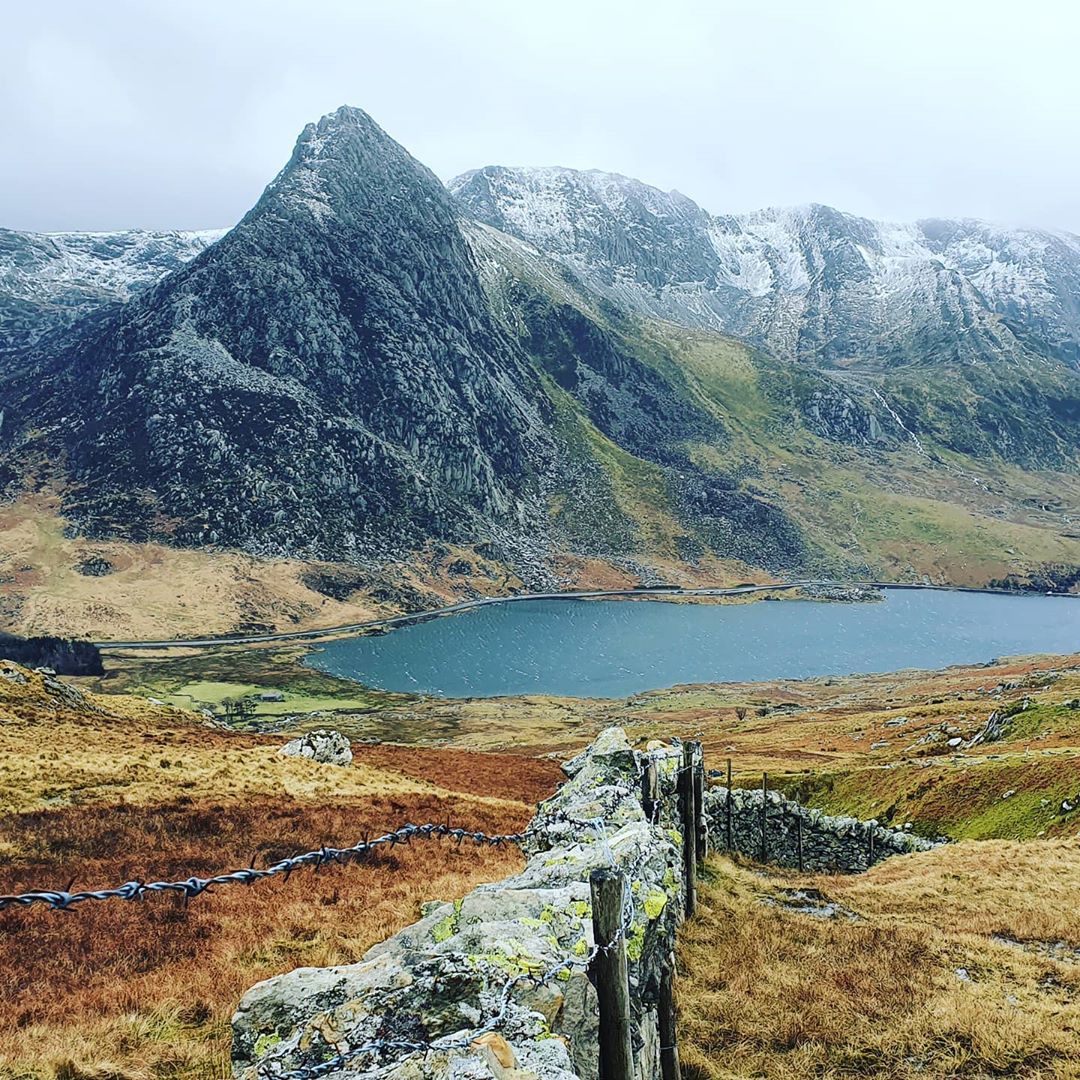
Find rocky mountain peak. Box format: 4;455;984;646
253;105;446;231
8;107;553;560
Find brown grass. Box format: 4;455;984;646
0;793;544;1080
0;663;563;1079
0;495;523;641
679;846;1080;1079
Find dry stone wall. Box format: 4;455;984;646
704;785;937;873
232;729;690;1080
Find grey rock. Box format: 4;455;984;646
278;728;353;766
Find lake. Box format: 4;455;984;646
305;590;1080;698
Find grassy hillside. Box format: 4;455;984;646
680;844;1080;1079
4;641;1080;1079
0;662;561;1079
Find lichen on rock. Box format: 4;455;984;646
232;728;686;1080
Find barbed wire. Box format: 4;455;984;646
0;794;666;916
0;822;530;913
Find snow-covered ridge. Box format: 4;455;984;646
0;226;227;354
451;167;1080;369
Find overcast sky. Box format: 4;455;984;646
5;0;1079;234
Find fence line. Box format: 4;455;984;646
0;782;682;915
0;822;530;913
2;739;706;1080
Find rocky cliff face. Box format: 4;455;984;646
451;167;1080;372
9;108;554;560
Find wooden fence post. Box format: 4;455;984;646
796;810;804;872
760;772;768;863
725;758;733;852
679;743;697;915
658;953;681;1080
867;824;875;868
642;760;659;824
692;743;707;863
589;869;635;1080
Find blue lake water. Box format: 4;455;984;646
305;591;1080;698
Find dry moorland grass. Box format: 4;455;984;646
679;843;1080;1080
0;495;531;641
0;663;562;1080
0;795;540;1080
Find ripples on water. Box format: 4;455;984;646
306;591;1080;698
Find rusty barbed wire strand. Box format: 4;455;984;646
0;822;529;913
0;799;653;915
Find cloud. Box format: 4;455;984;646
3;0;1078;233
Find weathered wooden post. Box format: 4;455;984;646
658;953;681;1080
679;742;697;915
867;824;875;868
589;869;635;1080
692;743;707;862
796;810;804;872
641;759;659;824
760;772;768;863
725;758;733;852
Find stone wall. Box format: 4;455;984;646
704;785;937;873
232;729;691;1080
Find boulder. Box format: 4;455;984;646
278;729;353;766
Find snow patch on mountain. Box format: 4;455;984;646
452;168;1080;370
0;226;226;354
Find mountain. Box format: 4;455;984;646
1;107;1079;607
451;166;1080;371
0;227;225;357
2;107;554;562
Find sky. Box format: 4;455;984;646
4;0;1079;234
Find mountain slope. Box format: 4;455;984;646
451;166;1080;372
3;107;557;562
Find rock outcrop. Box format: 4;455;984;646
278;729;353;767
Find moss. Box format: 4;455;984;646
543;852;578;866
572;937;589;957
470;944;549;978
568;900;591;919
643;890;668;920
626;923;646;962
